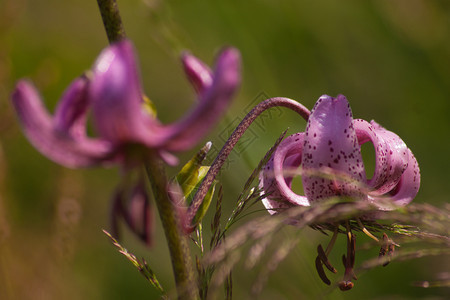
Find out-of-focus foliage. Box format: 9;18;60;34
0;0;449;299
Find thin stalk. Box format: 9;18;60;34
145;156;199;300
356;217;379;242
97;0;126;43
185;97;310;231
325;227;339;256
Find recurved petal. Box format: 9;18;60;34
162;47;241;152
354;119;408;195
259;157;296;215
388;149;420;206
53;76;90;138
90;40;164;146
371;120;410;193
369;149;420;208
260;133;309;214
272;133;310;206
182;52;213;98
301;95;366;202
12;80;113;168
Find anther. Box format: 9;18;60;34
317;244;337;273
315;256;331;285
315;226;339;284
379;232;396;267
356;218;379;242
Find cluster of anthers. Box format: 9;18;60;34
313;221;396;290
259;94;420;290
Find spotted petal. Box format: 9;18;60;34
260;133;309;215
386;149;420;206
301;95;366;202
368;148;420;208
354;119;409;195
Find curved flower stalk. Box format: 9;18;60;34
260;94;420;212
183;97;311;232
259;94;420;289
11;39;241;168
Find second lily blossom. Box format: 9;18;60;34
260;94;420;213
259;94;420;289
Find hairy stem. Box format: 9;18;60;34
97;0;126;43
145;156;199;300
185;97;310;231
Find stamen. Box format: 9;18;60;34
356;218;379;242
379;233;396;267
379;233;388;262
385;240;395;267
348;233;358;280
349;233;356;269
345;221;352;242
317;244;337;273
325;227;339;256
315;256;331;285
315;226;339;284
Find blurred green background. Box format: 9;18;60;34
0;0;449;299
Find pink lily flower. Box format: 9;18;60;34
11;40;241;168
259;94;420;289
260;94;420;213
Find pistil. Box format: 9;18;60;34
338;222;357;291
315;227;338;285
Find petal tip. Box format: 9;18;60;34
217;47;241;69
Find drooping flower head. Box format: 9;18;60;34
259;94;420;289
260;94;419;212
11;40;241;244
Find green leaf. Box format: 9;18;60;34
174;142;215;224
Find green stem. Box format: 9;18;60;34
96;0;126;43
145;156;199;300
95;3;197;297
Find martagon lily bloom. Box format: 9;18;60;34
11;39;241;244
259;94;420;290
12;40;240;167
